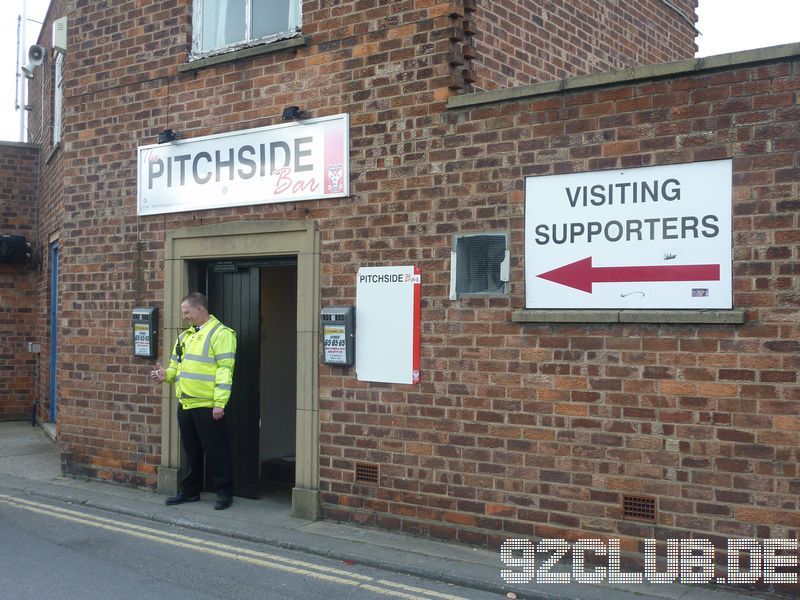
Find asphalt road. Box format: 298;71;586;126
0;492;500;600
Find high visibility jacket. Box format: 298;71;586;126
164;315;237;410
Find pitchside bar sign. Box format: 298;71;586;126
525;160;732;309
355;266;421;385
137;114;349;215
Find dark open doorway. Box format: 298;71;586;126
195;257;298;501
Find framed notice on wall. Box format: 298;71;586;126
355;266;421;384
525;160;732;309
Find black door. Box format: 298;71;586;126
206;266;261;499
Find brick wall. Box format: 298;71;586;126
25;0;799;570
321;55;800;558
43;0;477;487
25;0;67;428
0;142;39;421
471;0;698;90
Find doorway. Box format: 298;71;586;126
48;241;59;424
159;220;321;520
202;259;298;500
257;263;297;497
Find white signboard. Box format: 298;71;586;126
322;324;347;364
137;114;349;215
356;266;420;385
526;160;732;309
133;323;151;357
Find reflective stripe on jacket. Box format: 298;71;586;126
164;315;237;410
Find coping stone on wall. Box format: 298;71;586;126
0;141;40;149
448;42;800;110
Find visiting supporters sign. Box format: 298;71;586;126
525;160;732;309
137;114;349;216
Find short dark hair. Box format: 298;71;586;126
181;292;208;310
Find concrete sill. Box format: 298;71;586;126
46;142;61;165
511;309;747;324
178;36;310;73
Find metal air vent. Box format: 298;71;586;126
622;494;656;522
355;463;378;485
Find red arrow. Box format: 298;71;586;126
537;257;720;293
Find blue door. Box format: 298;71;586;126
49;242;59;423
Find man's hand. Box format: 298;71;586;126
149;362;166;383
212;407;225;420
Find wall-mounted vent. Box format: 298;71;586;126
0;235;31;263
355;462;378;485
622;494;656;522
53;17;67;53
450;233;509;299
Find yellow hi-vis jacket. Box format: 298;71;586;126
164;315;237;410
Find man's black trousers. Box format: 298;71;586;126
177;405;233;498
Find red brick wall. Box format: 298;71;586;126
25;0;67;428
26;0;800;563
322;58;800;553
41;0;470;487
471;0;698;90
0;142;39;421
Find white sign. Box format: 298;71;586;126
355;266;420;385
526;160;732;309
322;324;346;364
137;114;349;215
133;323;151;357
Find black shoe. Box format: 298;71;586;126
165;492;200;506
214;496;233;510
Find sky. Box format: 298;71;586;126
0;0;798;142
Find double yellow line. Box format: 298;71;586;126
0;494;468;599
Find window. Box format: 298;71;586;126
450;233;510;298
193;0;301;55
53;52;64;145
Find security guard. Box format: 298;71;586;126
151;292;237;510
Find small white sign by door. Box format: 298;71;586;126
355;266;420;384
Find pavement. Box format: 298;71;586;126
0;421;782;600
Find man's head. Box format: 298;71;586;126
180;292;210;327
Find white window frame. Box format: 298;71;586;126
191;0;302;58
53;51;64;146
